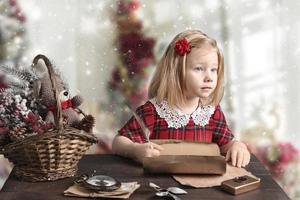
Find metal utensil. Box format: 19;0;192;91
149;182;187;194
156;190;170;197
156;190;181;200
167;187;188;195
149;182;185;200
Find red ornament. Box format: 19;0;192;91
117;0;139;14
174;38;191;56
128;0;139;11
9;0;16;6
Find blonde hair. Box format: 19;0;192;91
148;30;224;108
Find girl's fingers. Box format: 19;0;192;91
237;151;243;168
231;150;237;167
243;152;250;167
150;149;161;157
225;150;231;161
151;142;164;151
242;152;248;167
247;152;251;164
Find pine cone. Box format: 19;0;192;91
79;115;95;133
8;127;27;142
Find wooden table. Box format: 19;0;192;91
0;154;290;200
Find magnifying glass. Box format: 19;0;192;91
75;174;121;191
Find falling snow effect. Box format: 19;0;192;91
0;0;299;198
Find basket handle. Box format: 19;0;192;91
32;54;64;132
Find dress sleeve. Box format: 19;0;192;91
212;105;234;146
118;101;156;143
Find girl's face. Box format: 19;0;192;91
185;46;218;100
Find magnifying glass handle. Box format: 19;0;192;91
74;174;89;184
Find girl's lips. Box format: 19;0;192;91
201;87;212;89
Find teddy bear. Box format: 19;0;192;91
31;54;94;133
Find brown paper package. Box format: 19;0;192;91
143;140;226;175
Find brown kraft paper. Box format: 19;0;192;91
143;140;226;175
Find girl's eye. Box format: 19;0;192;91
211;68;218;72
194;67;204;71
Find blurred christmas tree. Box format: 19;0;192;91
0;0;27;65
0;0;26;190
241;103;300;199
107;0;156;126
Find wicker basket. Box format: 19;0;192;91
0;55;97;182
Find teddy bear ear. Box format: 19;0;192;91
32;58;49;80
31;54;53;99
32;79;42;99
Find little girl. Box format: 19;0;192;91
112;30;250;168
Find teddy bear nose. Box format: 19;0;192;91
63;91;69;96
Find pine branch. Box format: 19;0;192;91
0;66;38;92
0;66;37;82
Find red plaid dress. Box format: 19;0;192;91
118;99;234;147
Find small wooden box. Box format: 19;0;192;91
221;175;261;195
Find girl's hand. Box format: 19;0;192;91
225;141;250;168
133;142;164;163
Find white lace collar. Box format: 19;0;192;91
149;98;215;129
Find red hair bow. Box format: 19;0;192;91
174;38;191;56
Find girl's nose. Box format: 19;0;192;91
204;72;213;82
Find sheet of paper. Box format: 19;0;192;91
64;182;140;199
173;164;257;188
